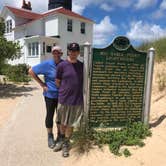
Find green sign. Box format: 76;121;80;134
89;36;147;128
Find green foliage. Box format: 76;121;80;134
0;18;5;36
0;19;21;72
138;38;166;62
1;64;31;83
123;148;131;157
72;122;152;157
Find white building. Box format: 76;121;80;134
0;4;94;66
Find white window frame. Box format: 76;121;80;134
5;20;12;33
27;42;39;57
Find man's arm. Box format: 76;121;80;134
28;68;48;91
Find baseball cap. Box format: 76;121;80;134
68;43;80;51
52;45;63;53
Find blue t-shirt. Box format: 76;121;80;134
32;59;62;99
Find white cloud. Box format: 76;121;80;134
73;0;132;14
152;0;166;19
110;0;132;8
160;0;166;10
127;20;166;42
135;0;157;9
94;16;117;46
100;3;113;12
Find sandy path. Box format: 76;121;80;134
0;98;20;127
0;82;63;166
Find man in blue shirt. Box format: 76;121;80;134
28;46;63;149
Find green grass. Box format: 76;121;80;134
137;38;166;62
72;122;152;157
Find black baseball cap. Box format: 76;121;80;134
68;43;80;51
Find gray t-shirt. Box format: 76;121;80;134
56;60;83;106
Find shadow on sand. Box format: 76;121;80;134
0;83;38;99
150;115;166;128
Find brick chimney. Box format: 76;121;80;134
22;0;32;10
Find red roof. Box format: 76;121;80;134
5;6;93;24
43;7;93;22
6;6;41;20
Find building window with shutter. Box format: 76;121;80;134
5;20;12;33
81;22;86;34
67;19;73;32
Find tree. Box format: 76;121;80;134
0;18;21;73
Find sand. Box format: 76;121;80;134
0;82;38;128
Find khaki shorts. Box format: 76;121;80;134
56;103;83;127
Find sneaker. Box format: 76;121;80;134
53;138;64;152
55;133;61;143
48;133;55;149
62;140;70;157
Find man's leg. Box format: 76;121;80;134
53;124;66;152
62;126;73;157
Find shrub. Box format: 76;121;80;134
1;64;31;83
72;122;152;157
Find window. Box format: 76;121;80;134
43;42;45;55
28;42;39;57
67;19;73;32
5;20;12;33
46;46;52;53
28;43;32;56
35;42;39;55
9;20;12;32
32;43;35;55
81;22;86;34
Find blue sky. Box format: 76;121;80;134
1;0;166;48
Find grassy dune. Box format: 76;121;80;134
138;38;166;62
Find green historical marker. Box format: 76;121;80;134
88;36;148;128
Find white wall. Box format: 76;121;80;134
58;14;93;58
15;17;30;26
45;15;59;37
14;27;25;39
25;20;44;37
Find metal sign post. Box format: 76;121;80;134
143;48;155;125
82;42;92;129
